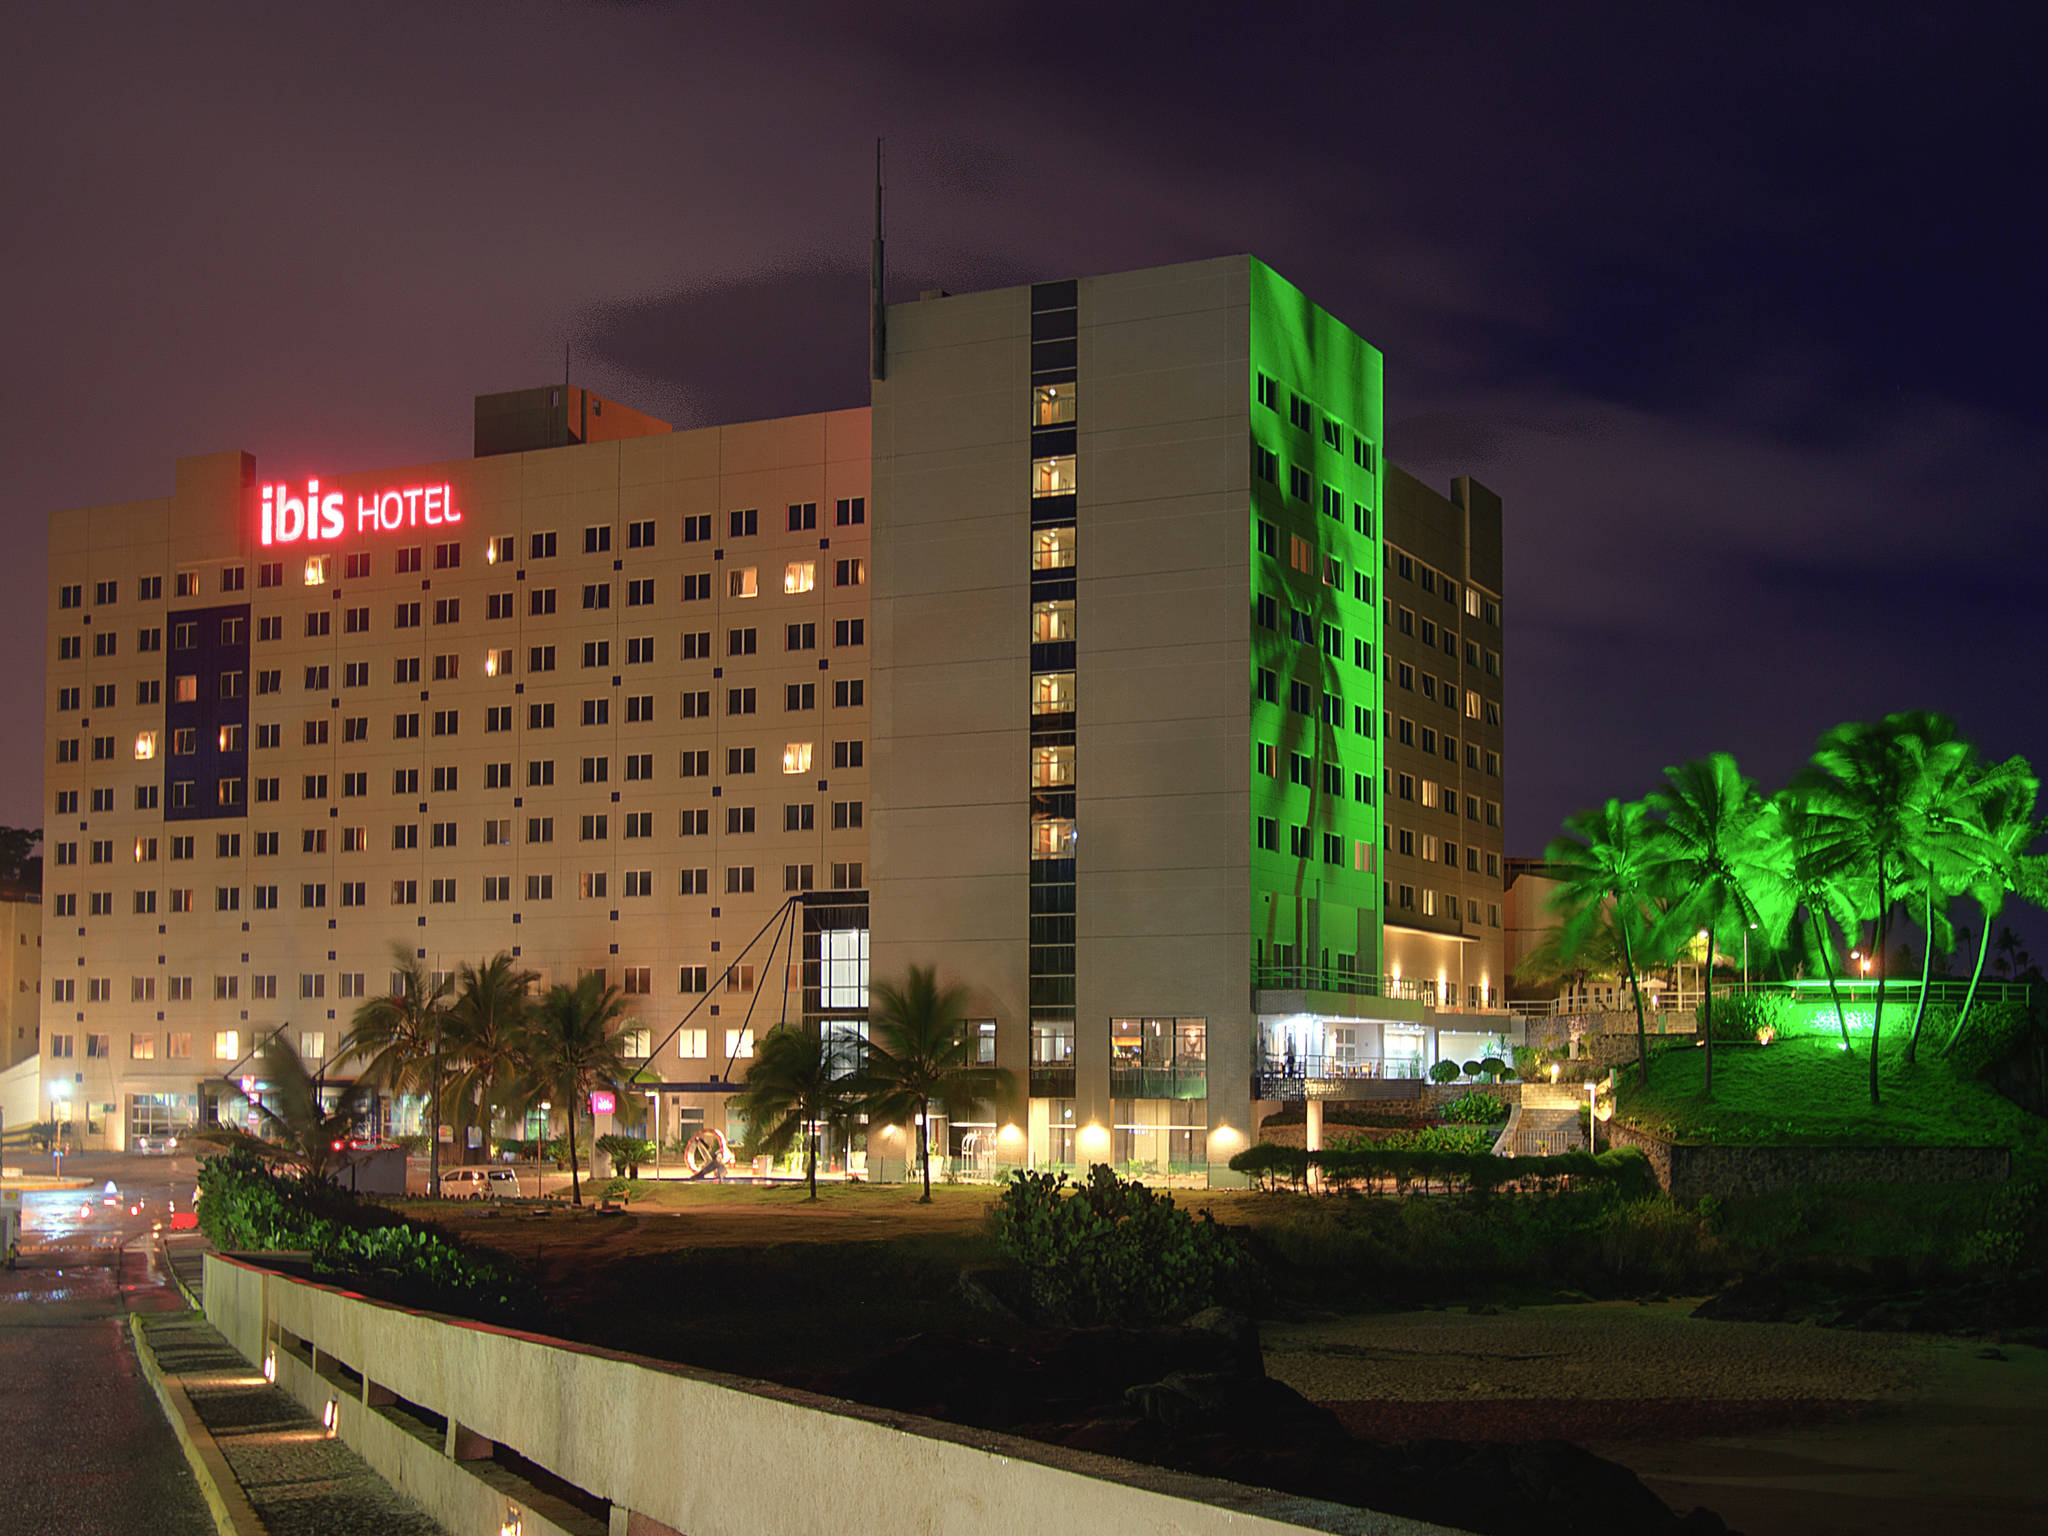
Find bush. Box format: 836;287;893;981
1429;1060;1464;1085
1945;1000;2037;1081
988;1165;1255;1326
595;1135;656;1178
1440;1092;1511;1126
196;1149;538;1324
1228;1141;1655;1200
1710;991;1788;1042
1478;1056;1508;1081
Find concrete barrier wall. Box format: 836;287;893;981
205;1254;1459;1536
1601;1122;2010;1200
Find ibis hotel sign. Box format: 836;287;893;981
259;478;464;547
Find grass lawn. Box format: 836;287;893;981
1613;1026;2046;1166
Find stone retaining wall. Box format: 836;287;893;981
1601;1122;2010;1201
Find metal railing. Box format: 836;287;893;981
1252;966;1466;1005
1256;1051;1424;1082
1509;978;2033;1018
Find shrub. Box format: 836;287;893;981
1710;991;1787;1042
1946;1000;2037;1082
1440;1092;1511;1126
1462;1059;1483;1078
1429;1059;1464;1085
595;1134;656;1177
988;1165;1255;1325
1477;1056;1508;1081
1227;1141;1654;1200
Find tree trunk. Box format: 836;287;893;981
1702;928;1715;1099
920;1102;935;1203
1812;910;1853;1053
1906;868;1936;1063
806;1117;818;1202
1869;880;1891;1107
1940;907;1997;1059
1616;909;1650;1088
567;1097;582;1206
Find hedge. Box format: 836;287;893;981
1228;1140;1653;1198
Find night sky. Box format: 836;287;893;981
6;2;2042;940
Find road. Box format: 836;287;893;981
1;1152;215;1536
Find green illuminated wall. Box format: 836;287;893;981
1247;258;1386;985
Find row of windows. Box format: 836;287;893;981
1385;885;1501;925
1387;546;1502;629
60;587;867;664
52;854;865;921
1385;718;1502;776
52;505;873;610
1254;374;1377;476
1384;775;1504;825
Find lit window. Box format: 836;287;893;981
1032;671;1075;715
1030;599;1075;643
1031;455;1076;497
1031;526;1075;570
1031;745;1074;786
1032;382;1076;425
728;567;758;599
214;1030;239;1061
1031;817;1076;856
783;562;815;595
782;742;813;774
134;731;157;760
174;675;198;703
304;555;329;586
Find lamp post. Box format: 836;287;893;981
1586;1080;1598;1155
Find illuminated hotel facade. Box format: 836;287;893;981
40;255;1507;1182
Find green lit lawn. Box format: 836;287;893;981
1613;1028;2047;1164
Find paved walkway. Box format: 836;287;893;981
139;1238;448;1536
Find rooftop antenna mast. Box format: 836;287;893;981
869;137;886;384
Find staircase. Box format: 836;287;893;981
1490;1084;1588;1157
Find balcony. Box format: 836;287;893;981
1107;1065;1208;1101
1028;1065;1075;1100
1253;1051;1425;1104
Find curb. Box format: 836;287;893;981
159;1233;204;1309
129;1311;267;1536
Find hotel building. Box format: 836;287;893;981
40;256;1508;1181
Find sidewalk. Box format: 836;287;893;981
136;1244;448;1536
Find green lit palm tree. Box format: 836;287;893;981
732;1025;861;1201
517;973;636;1206
1940;774;2047;1058
1540;798;1662;1086
198;1035;376;1182
859;966;1014;1203
1796;716;1933;1105
1646;755;1790;1099
341;946;456;1187
1775;791;1860;1053
445;953;539;1161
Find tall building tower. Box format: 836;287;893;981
870;255;1508;1184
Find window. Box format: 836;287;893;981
832;739;864;770
728;508;758;538
482;876;511;902
728;567;758;599
627;518;656;548
1033;381;1077;424
835;496;866;526
783;863;814;892
583;524;612;555
783;560;816;596
680;749;709;778
580;756;609;784
214;1031;240;1061
1256;817;1278;851
681;516;711;544
530;588;557;616
782;741;813;775
528;703;555;729
831;800;863;830
681;572;711;601
784;803;815;831
785;621;816;652
1031;599;1075;643
680;868;709;895
1031;455;1076;497
834;618;865;647
527;817;554;843
525;873;555;900
724;866;755;894
727;687;756;716
786;682;815;711
530;531;558;560
835;557;865;588
581;583;610;610
681;690;711;719
834;678;864;708
528;645;556;673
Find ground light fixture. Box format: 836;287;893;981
262;1347;276;1383
322;1397;338;1436
500;1508;523;1536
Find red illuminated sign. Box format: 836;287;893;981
259;478;463;547
589;1091;617;1116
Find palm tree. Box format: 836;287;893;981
1646;755;1789;1099
1776;791;1860;1053
342;946;455;1187
1894;717;2010;1063
1540;798;1663;1085
859;966;1014;1202
198;1035;375;1182
1940;774;2047;1058
1796;716;1931;1105
445;953;539;1161
518;973;636;1206
732;1025;860;1200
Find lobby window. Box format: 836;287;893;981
1032;525;1075;569
1031;599;1075;643
1032;671;1075;715
1032;381;1076;425
1031;455;1076;497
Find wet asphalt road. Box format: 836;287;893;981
1;1155;214;1536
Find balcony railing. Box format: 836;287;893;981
1252;966;1460;1005
1028;1065;1076;1099
1107;1065;1208;1101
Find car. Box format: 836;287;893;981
437;1166;522;1200
131;1134;181;1155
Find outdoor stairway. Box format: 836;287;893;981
1490;1085;1588;1157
